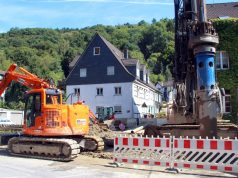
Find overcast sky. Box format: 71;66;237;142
0;0;237;32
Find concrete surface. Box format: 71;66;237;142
0;146;237;178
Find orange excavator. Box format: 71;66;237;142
0;64;104;161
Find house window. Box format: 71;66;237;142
97;88;103;96
80;68;87;77
94;47;100;55
96;106;103;114
215;51;229;70
115;87;121;95
114;106;122;114
74;88;80;95
107;66;114;75
224;90;231;113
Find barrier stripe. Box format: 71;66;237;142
122;138;128;146
184;140;190;148
155;139;161;147
133;138;138;146
166;140;170;148
210;140;217;150
144;139;149;147
224;140;232;150
197;140;204;149
225;166;232;172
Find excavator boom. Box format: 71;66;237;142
0;64;52;96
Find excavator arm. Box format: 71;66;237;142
0;64;52;96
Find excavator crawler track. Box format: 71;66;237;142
8;137;80;162
84;135;104;152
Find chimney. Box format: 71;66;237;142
124;47;129;59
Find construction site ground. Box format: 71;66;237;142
0;145;237;178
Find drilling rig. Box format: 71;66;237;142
174;0;220;138
145;0;237;138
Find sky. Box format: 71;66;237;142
0;0;237;32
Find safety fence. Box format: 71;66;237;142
114;136;171;167
113;135;238;173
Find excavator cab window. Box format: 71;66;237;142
46;94;61;105
24;93;41;127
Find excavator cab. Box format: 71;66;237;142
24;92;41;128
22;88;66;135
24;89;62;128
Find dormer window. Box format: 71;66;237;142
94;47;100;55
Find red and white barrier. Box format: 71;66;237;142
113;136;238;174
172;137;238;173
114;135;171;167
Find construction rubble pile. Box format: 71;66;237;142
81;123;117;159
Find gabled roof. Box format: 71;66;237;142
99;34;124;59
207;2;238;19
66;33;158;91
96;33;136;79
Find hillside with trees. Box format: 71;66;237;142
0;19;174;109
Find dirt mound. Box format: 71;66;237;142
89;124;115;140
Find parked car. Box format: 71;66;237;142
0;118;14;125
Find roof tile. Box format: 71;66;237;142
207;2;238;19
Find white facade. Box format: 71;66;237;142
66;81;159;119
66;82;133;119
132;82;159;118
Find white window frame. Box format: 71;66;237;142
115;87;122;95
114;105;122;114
215;51;229;70
223;90;232;113
107;66;115;75
96;88;103;96
93;47;100;55
80;68;87;77
74;88;80;95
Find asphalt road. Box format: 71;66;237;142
0;146;237;178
